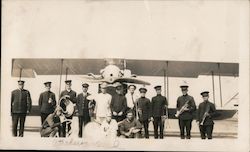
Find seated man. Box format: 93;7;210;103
119;110;142;138
40;107;70;137
100;113;118;139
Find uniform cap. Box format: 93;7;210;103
18;80;25;84
82;83;89;88
180;81;189;88
44;81;52;86
139;87;147;93
154;85;162;90
201;91;209;96
65;80;72;85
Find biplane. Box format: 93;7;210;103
11;58;239;120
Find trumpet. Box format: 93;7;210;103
175;100;190;118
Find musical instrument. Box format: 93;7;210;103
126;127;140;138
135;99;140;120
58;95;75;118
55;95;75;130
138;108;142;119
200;104;210;126
58;113;71;124
88;100;95;117
175;100;190;118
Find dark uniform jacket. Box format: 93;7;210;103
151;94;168;117
197;101;216;125
119;118;142;133
176;94;196;120
11;89;32;114
60;90;77;104
110;93;127;114
76;92;91;118
39;91;56;114
137;97;151;121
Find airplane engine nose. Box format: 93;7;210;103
101;64;120;79
109;77;113;82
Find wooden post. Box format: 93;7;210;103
218;63;223;107
58;59;64;97
211;71;216;106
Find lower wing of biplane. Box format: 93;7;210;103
11;58;239;119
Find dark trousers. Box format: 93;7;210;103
140;119;149;138
153;117;164;139
12;113;26;137
112;115;125;123
41;127;59;137
60;115;72;137
178;119;192;139
199;125;214;139
78;116;90;137
41;113;50;125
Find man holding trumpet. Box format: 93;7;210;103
176;82;196;139
197;91;216;139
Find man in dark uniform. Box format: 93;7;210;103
176;83;196;139
11;80;32;137
151;85;168;139
110;83;127;123
59;80;77;137
137;87;151;138
76;83;93;137
197;91;217;139
39;81;56;124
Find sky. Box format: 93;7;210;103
2;0;245;62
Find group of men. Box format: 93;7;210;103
11;80;217;140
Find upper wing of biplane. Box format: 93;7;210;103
12;58;239;78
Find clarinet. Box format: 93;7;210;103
200;103;210;126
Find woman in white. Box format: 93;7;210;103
88;82;112;124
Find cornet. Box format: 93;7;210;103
175;100;190;118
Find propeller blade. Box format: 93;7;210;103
113;77;151;85
80;75;102;80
